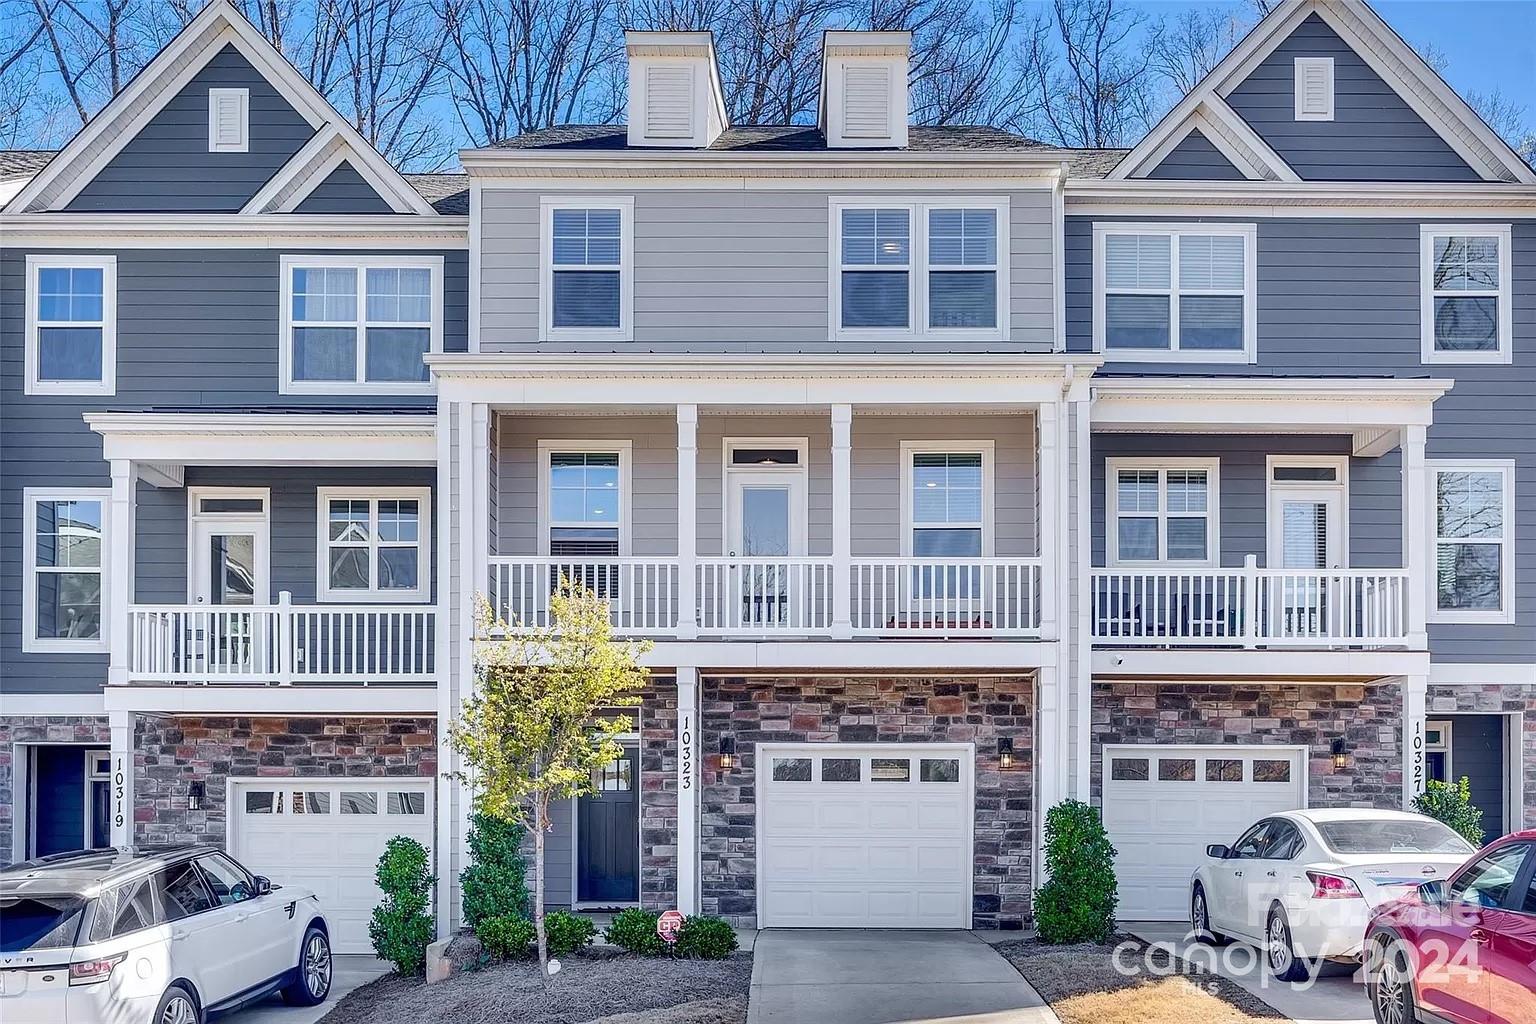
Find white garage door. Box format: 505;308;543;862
758;743;972;929
1102;745;1306;922
232;779;434;953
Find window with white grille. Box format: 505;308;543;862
208;88;249;152
1421;225;1512;364
1430;462;1514;623
1107;460;1219;566
1293;58;1334;121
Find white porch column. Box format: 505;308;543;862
434;398;455;939
676;405;699;639
1400;425;1430;650
675;665;700;914
831;404;853;639
1402;673;1429;809
108;710;134;846
107;459;137;686
1036;404;1060;642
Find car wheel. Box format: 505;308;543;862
1369;940;1415;1024
1190;884;1228;945
280;926;333;1007
153;984;201;1024
1265;907;1312;983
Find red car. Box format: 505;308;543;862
1364;829;1536;1024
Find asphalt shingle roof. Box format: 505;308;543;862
403;172;469;214
0;150;56;180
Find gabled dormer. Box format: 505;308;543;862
623;32;729;149
818;31;911;149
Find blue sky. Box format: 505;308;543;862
1372;0;1535;104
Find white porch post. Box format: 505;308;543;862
108;710;134;846
676;405;699;639
1400;425;1430;650
434;398;455;939
831;404;853;639
1036;404;1060;641
1402;673;1428;809
675;665;700;914
107;459;136;686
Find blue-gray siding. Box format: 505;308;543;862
1147;129;1246;180
1067;214;1535;663
294;163;393;215
68;45;316;213
1222;14;1480;182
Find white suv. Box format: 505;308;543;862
1;845;332;1024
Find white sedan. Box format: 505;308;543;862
1190;808;1475;981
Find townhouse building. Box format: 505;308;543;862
1;0;1530;945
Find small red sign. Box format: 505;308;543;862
657;909;685;943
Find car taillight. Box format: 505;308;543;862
69;954;125;986
1307;871;1363;900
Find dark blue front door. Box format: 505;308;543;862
32;747;89;857
577;746;639;903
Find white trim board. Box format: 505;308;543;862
85;411;437;466
1428;663;1536;687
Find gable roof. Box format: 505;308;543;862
1112;0;1535;184
10;0;438;215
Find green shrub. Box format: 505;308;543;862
461;811;531;931
367;836;437;975
604;907;667;955
1034;800;1118;945
673;915;738;960
479;914;536;959
1414;777;1485;847
543;910;598;957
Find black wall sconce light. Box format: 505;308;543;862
1331;737;1349;771
188;781;205;811
719;735;737;771
998;737;1016;770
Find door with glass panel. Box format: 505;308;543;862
1267;484;1343;641
725;470;806;628
190;505;270;677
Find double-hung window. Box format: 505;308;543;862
281;256;442;394
541;444;629;597
25;255;116;395
542;199;632;340
1421;225;1512;363
1107;460;1218;565
902;443;993;597
1430;462;1514;622
833;200;1008;339
1094;224;1256;360
24;488;109;652
317;488;430;602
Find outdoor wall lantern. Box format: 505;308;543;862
188;781;205;810
719;735;737;771
1331;738;1349;771
998;737;1016;770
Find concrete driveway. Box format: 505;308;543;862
747;929;1055;1024
1126;922;1373;1024
224;954;390;1024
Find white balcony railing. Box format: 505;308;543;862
1090;562;1413;647
696;558;836;635
126;594;437;683
489;558;681;636
850;558;1043;636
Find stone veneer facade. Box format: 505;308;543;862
1090;681;1403;808
133;716;436;847
638;678;679;911
698;675;1035;930
0;715;112;866
1427;684;1536;829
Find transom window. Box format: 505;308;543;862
281;256;441;394
833;200;1008;339
543;199;632;339
1421;225;1511;363
1431;462;1514;622
1108;460;1217;565
1094;224;1255;361
25;255;116;396
23;488;109;652
316;488;430;602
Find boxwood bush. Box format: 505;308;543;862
367;836;437;974
479;914;536;959
673;915;738;960
1034;800;1118;944
1413;777;1485;847
544;910;598;957
461;812;531;931
604;907;667;955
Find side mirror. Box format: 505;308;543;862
254;875;273;896
1206;844;1231;859
1418;879;1446;906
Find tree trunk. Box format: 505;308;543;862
533;796;550;983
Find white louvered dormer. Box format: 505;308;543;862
208;87;250;152
625;32;727;148
1294;57;1335;121
820;31;910;149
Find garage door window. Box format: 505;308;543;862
292;791;330;814
871;758;911;782
821;758;861;782
772;758;811;782
1253;760;1291;783
1110;757;1149;781
388;791;427;814
1157;758;1195;781
341;792;379;814
1205;759;1242;782
245;791;281;814
920;758;961;782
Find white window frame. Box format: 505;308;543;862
1293;57;1335;121
315;487;432;603
1092;222;1258;364
539;197;635;343
24;254;117;397
1427;459;1515;625
1106;457;1221;568
279;254;445;396
1420;224;1513;365
536;441;633;556
207;87;250;152
829;197;1010;344
899;441;996;558
22;486;111;654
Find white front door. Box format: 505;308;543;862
190;515;270;676
758;743;973;928
726;470;806;558
1100;745;1307;921
1268;487;1344;570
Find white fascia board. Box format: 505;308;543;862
104;685;438;715
240;125;346;214
1;693;108;716
1091;378;1453;432
1127;102;1299;183
1092;648;1431;681
0;213;468;248
1429;663;1536;686
85;411;437;465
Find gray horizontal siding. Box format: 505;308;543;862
1222;13;1480;182
479;188;1057;354
68;45;316;213
1147;129;1246;180
294;163;393;215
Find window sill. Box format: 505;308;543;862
539;327;632;344
25;380;116;397
315;592;433;605
1421;349;1511;366
1428;610;1515;626
280;381;435;397
22;638;108;655
1101;348;1254;364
